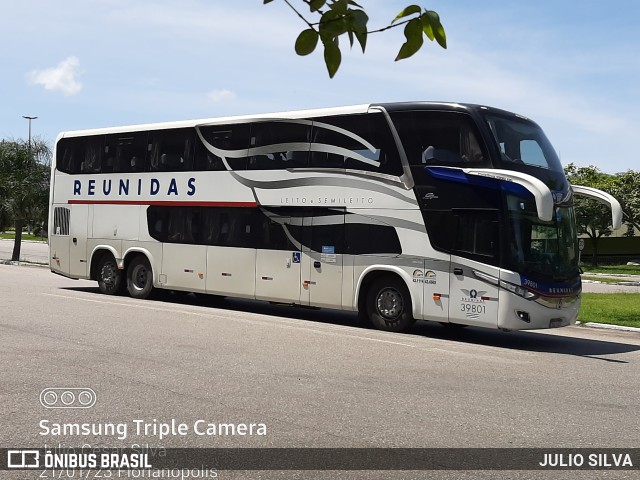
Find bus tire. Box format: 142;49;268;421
366;276;415;332
126;256;153;299
96;254;123;295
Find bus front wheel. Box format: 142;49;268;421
97;254;123;295
366;277;415;332
127;256;153;299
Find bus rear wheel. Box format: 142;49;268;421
127;256;153;299
366;277;415;332
97;254;123;295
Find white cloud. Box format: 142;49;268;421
27;56;83;96
208;89;236;103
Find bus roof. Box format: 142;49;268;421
56;101;516;140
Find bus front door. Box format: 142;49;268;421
255;217;302;304
300;211;345;309
448;256;499;328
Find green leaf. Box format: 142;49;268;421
309;0;326;12
392;4;421;24
329;0;348;13
354;30;367;52
295;29;319;56
420;13;435;41
350;9;368;32
323;39;342;78
349;9;368;52
395;18;423;61
319;10;348;40
424;10;447;48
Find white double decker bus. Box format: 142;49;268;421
48;102;621;332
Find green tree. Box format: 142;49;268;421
0;138;51;261
564;164;616;266
609;169;640;235
264;0;446;78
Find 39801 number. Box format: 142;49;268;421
460;303;486;314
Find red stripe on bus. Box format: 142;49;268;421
67;200;258;207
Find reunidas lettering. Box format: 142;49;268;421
73;177;196;197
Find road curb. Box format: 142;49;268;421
576;321;640;333
582;279;640;286
1;260;49;268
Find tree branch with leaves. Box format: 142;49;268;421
264;0;446;78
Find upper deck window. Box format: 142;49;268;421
309;113;403;176
148;129;196;172
389;110;487;167
484;114;563;172
196;124;251;171
248;121;311;170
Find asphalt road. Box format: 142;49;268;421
1;264;639;479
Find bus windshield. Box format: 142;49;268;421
484;114;564;172
506;194;579;282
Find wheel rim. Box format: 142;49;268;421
131;264;148;291
100;262;117;288
376;287;403;320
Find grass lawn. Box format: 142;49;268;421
581;275;634;284
581;264;640;276
579;293;640;328
0;233;47;242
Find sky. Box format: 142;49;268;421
1;0;638;173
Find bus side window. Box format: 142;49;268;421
248;121;310;170
219;212;230;245
183;208;200;244
148;128;195;172
309;113;402;176
202;208;219;245
167;208;184;243
227;210;259;248
309;117;347;169
344;223;402;254
80;137;103;173
452;210;500;264
193;141;226;171
263;216;297;250
56;137;85;174
147;206;167;242
109;132;148;173
197;125;250;171
102;143;115;173
390;111;487;167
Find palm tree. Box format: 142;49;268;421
0;138;51;261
